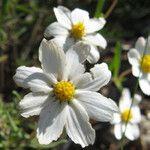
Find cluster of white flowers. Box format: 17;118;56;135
13;5;150;147
112;36;150;141
14;6;118;147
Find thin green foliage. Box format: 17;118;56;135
0;93;67;149
29;139;67;149
94;0;105;17
110;42;121;77
109;42;123;90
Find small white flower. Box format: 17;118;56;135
127;36;150;95
112;88;141;141
44;6;107;63
14;39;118;147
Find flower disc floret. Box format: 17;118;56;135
53;81;75;102
121;109;133;123
70;22;85;39
141;55;150;73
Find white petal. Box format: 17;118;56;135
51;36;75;52
135;37;146;55
63;42;90;80
133;94;142;105
14;66;42;88
65;99;95;147
131;106;141;124
39;39;66;80
83;33;107;49
85;18;106;33
37;100;67;144
87;46;100;63
119;88;132;111
114;123;140;141
75;91;119;122
67;42;90;63
44;22;69;38
57;5;71;18
62;37;75;52
139;74;150;95
13;66;52;93
54;7;71;29
114;124;122;140
111;113;121;124
19;92;49;118
71;8;89;24
127;48;141;67
70;64;85;82
72;73;92;88
76;63;111;91
121;88;131;101
132;66;141;77
125;124;140;140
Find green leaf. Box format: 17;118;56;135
113;77;124;91
109;41;122;78
0;28;7;41
94;0;105;18
15;27;27;38
12;90;22;100
30;139;68;149
2;0;9;14
109;42;123;91
7;112;18;132
16;5;33;14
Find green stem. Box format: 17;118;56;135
104;0;118;18
94;0;105;18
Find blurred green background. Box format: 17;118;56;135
0;0;150;149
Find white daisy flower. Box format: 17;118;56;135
112;88;141;141
13;39;118;147
127;36;150;95
44;5;107;64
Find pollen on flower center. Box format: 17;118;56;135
121;109;133;123
141;55;150;73
70;22;85;39
53;81;75;102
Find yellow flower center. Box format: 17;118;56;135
53;81;75;102
141;55;150;73
121;109;133;123
70;22;85;39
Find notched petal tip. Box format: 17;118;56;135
90;63;111;81
108;98;119;113
20;113;30;118
53;7;71;29
37;133;59;145
136;37;145;45
98;17;106;25
127;48;140;66
69;41;91;63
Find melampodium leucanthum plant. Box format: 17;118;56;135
13;39;118;147
13;3;150;148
